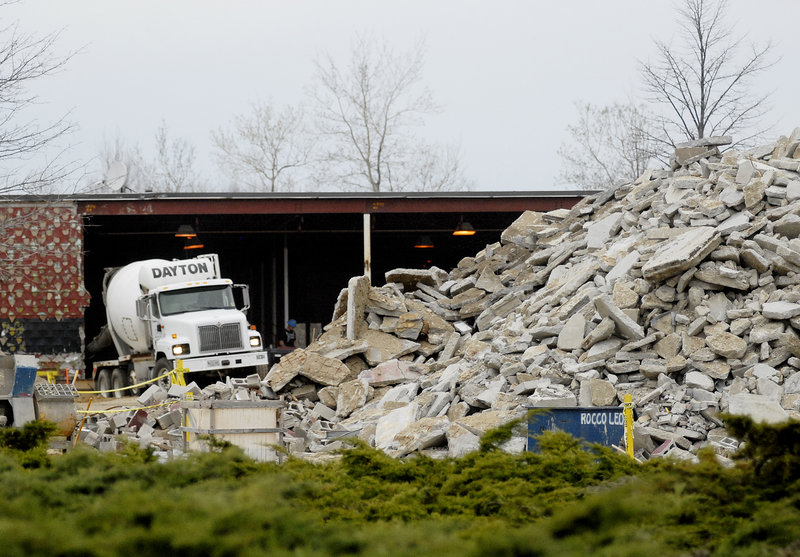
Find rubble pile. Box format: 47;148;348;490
75;375;276;459
262;129;800;462
79;129;800;463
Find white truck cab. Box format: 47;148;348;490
93;254;269;396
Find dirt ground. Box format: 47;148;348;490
72;379;141;412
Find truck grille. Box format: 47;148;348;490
198;323;243;352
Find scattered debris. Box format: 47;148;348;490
261;129;800;461
79;129;800;463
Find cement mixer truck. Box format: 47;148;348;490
91;254;269;397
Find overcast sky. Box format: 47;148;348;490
6;0;800;193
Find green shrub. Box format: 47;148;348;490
1;415;800;555
0;420;56;452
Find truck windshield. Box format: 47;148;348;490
158;285;237;316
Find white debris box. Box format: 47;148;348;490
180;400;284;462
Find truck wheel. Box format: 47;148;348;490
96;369;113;398
111;368;128;398
152;358;174;391
0;401;13;427
127;367;143;396
256;364;270;380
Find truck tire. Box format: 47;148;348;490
111;368;128;398
127;366;143;396
96;369;113;398
256;364;270;380
0;401;13;428
152;358;174;391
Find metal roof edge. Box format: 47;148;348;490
5;189;597;203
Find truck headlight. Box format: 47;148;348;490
249;336;262;347
172;343;191;356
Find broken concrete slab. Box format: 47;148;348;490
642;227;722;282
586;212;623;249
557;313;586;351
705;331;748;359
375;403;419;450
297;352;353;387
359;359;422;387
347;275;371;340
446;422;481;457
594;295;645;340
336;378;369;418
500;210;544;249
727;393;789;424
389;416;450;456
395;312;424;340
385;268;438;290
762;301;800;320
685;371;715;391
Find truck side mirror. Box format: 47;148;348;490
233;284;251;314
136;296;156;320
135;297;148;319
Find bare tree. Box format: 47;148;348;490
557;101;658;190
151;121;202;192
93;122;203;193
0;7;81;284
310;34;468;192
0;7;75;195
400;142;470;192
640;0;775;149
212;102;312;192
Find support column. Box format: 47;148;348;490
283;237;289;326
363;213;372;283
271;252;277;346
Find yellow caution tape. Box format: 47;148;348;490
75;399;180;415
78;370;178;395
79;361;193;395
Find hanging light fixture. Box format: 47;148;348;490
175;224;197;238
414;235;434;249
453;217;476;236
184;237;204;251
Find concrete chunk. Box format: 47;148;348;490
298;352;352;386
359;359;421;386
384;268;436;290
346;275;371;340
447;422;481;457
500;210;543;248
395;312;424;340
593;294;645;340
685;371;715;391
375;403;419;450
728;393;789;424
586;212;623;249
557;313;585;351
705;332;748;359
336;378;370;418
390;416;450;456
762;301;800;320
642;227;722;282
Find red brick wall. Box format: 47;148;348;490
0;203;90;323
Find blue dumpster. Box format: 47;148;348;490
12;365;37;397
0;355;39;427
527;407;630;452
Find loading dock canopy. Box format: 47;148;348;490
74;190;585;348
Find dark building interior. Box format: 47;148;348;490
78;192;582;349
